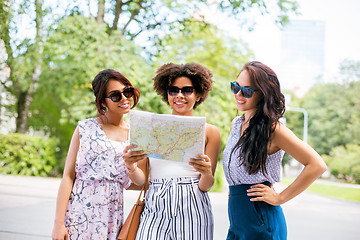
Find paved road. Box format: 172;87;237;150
0;174;359;240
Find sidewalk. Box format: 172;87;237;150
1;174;360;240
0;174;229;240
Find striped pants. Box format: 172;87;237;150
135;177;214;240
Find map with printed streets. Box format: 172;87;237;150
129;110;206;162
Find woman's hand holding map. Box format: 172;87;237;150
189;154;212;177
123;144;147;186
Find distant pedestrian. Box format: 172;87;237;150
51;69;140;240
223;61;327;240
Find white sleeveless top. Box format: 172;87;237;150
149;157;200;179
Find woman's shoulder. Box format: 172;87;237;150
233;115;243;123
271;122;297;147
229;115;243;130
78;117;97;126
206;123;219;131
205;123;221;145
77;118;99;135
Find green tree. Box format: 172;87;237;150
322;144;360;183
79;0;299;39
1;0;298;134
29;15;154;167
299;61;360;155
0;0;44;133
153;19;254;157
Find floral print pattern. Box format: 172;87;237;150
65;118;131;240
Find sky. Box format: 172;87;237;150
211;0;360;91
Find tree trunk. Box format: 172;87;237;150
121;0;145;35
16;91;30;133
111;0;124;31
97;0;105;24
15;0;43;133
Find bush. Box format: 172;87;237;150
0;133;59;177
323;144;360;183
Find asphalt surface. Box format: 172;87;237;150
0;174;360;240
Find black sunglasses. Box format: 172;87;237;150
105;87;134;102
167;86;194;97
230;81;257;98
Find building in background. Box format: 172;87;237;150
278;20;326;95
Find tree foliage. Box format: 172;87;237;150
152;19;254;156
1;0;298;134
1;0;298;179
299;82;360;155
322;144;360;183
30;15;154;164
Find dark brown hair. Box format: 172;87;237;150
92;69;140;115
153;62;213;109
231;61;285;176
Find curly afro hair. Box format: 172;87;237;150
153;62;213;109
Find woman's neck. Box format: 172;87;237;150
244;110;255;124
100;113;125;127
172;110;193;116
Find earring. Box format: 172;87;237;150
102;105;108;113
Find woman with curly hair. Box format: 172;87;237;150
123;62;221;240
223;61;327;240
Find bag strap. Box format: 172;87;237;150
137;158;149;202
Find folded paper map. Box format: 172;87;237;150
130;110;206;162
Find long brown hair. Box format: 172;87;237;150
231;61;285;175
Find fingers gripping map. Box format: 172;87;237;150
130;110;206;162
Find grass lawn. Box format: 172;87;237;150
280;177;360;202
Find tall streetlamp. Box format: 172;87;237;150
284;94;308;143
286;106;308;144
283;94;309;174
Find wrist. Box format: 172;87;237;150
54;218;64;226
126;163;137;173
200;171;213;178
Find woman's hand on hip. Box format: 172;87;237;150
247;183;283;206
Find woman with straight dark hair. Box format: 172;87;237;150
52;69;140;240
223;61;327;240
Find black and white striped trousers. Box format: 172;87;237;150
136;177;214;240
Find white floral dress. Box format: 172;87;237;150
64;118;131;240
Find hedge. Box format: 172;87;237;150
322;144;360;184
0;133;58;177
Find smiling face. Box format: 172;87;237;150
168;76;200;116
234;70;261;117
104;79;132;115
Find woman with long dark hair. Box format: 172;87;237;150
223;61;327;240
52;69;140;240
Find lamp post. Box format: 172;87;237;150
283;94;309;175
283;94;308;143
286;106;308;144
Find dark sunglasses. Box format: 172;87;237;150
230;81;257;98
167;86;194;97
105;87;134;102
